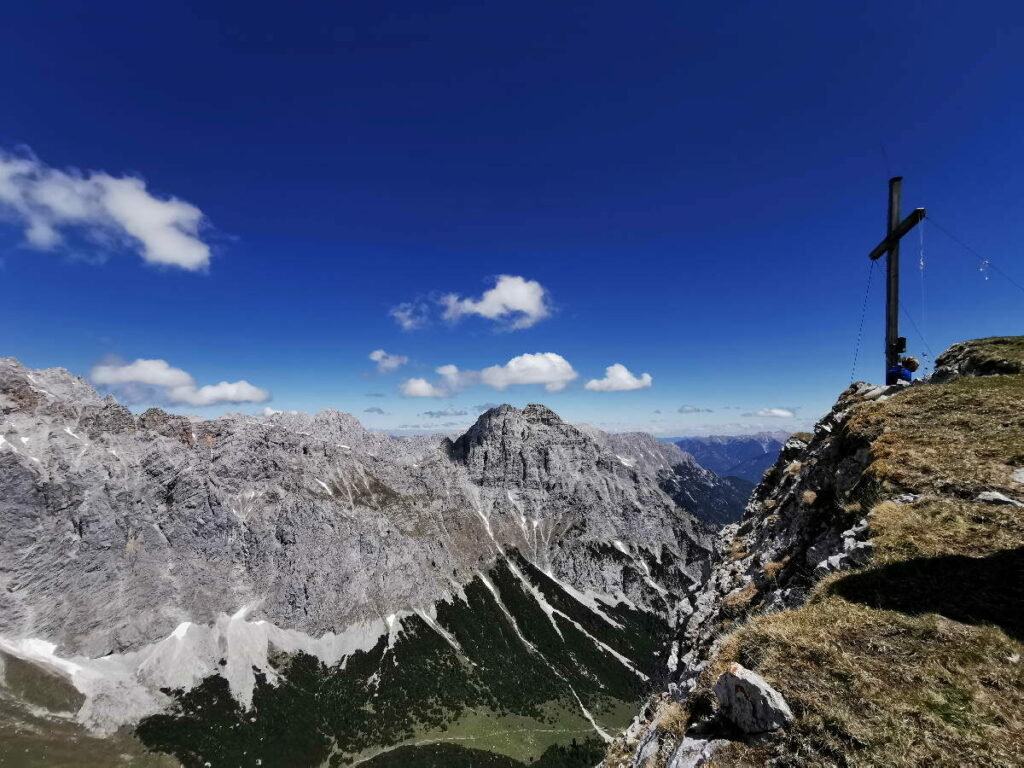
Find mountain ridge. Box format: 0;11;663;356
0;357;718;766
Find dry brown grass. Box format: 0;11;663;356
727;537;748;562
871;498;1024;562
655;700;690;737
761;557;788;581
801;490;817;506
720;582;758;619
709;598;1024;767
846;374;1024;496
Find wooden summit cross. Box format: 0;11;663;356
868;176;925;378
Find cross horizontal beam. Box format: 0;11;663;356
869;207;926;260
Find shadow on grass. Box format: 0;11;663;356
829;547;1024;641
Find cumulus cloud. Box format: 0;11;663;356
369;349;408;373
389;302;429;331
400;353;577;396
363;406;388;415
261;407;282;416
584;363;652;392
678;404;713;414
441;275;551;330
91;358;194;388
400;364;475;398
91;358;269;407
420;407;467;418
0;148;211;269
744;407;796;418
481;353;577;392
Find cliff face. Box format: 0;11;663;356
0;359;716;766
605;336;1024;768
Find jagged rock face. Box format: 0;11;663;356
0;358;715;766
602;384;884;766
599;432;752;528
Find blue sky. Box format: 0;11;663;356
2;1;1022;435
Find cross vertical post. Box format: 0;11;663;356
867;178;925;381
886;177;902;373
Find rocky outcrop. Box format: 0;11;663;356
602;381;896;764
932;336;1023;381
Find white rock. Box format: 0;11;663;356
976;491;1024;507
666;736;728;767
713;663;794;734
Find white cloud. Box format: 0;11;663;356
584;363;652;392
167;380;269;407
441;275;551;330
400;354;576;396
0;148;211;270
261;407;282;416
369;349;408;373
481;353;577;392
678;404;713;414
389;302;429;331
90;358;269;407
749;408;796;418
400;364;474;398
91;358;194;388
363;406;388;415
401;378;446;397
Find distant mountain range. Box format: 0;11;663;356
663;432;790;484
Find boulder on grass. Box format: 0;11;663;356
713;663;794;734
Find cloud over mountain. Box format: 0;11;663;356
400;353;577;397
481;353;577;392
0;147;212;270
585;363;652;392
91;358;269;407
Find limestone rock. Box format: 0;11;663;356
666;737;728;767
713;663;793;734
976;490;1023;507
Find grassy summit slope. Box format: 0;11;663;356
699;337;1024;767
600;337;1024;768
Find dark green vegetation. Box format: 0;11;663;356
690;337;1024;767
358;739;606;767
137;551;675;767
